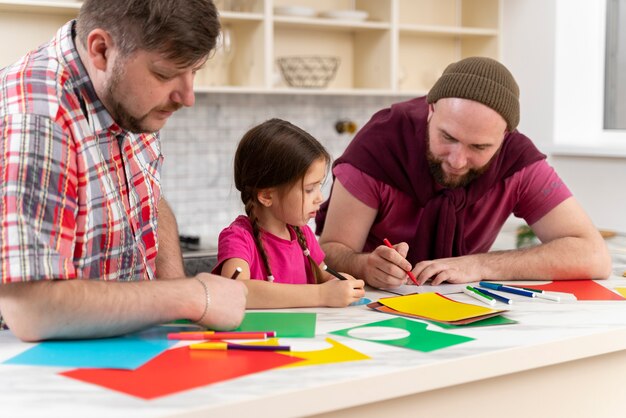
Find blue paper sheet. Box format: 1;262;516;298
3;327;178;370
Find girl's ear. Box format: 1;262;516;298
256;188;274;207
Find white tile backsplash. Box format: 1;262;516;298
160;93;408;249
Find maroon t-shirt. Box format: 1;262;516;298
316;97;558;264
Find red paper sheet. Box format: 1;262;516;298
61;345;303;399
515;280;624;301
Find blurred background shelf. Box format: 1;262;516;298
0;0;501;96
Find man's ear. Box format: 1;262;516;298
256;188;274;208
85;29;114;72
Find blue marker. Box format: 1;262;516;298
479;282;536;298
475;287;513;305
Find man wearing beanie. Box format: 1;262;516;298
316;57;610;288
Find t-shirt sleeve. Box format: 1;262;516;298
513;160;573;226
333;163;384;210
302;225;325;265
0;114;77;283
214;223;257;275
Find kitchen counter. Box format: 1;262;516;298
1;234;626;418
182;249;218;276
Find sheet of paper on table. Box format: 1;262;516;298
380;283;472;296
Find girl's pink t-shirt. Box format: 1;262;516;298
214;215;324;283
334;160;572;255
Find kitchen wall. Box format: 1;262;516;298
159;93;407;249
503;0;626;233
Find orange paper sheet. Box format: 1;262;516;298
378;293;504;322
515;280;625;301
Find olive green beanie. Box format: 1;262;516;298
427;56;520;131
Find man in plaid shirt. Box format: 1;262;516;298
0;0;247;341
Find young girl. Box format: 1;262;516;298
214;118;365;308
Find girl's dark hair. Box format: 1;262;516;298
76;0;220;67
234;118;330;282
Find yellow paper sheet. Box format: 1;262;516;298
246;337;370;368
379;293;502;322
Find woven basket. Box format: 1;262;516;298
277;56;340;88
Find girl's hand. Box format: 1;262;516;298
319;277;365;307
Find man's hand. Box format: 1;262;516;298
195;273;248;331
363;242;414;289
412;255;483;285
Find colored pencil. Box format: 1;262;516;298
383;238;419;285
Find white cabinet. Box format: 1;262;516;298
0;0;501;96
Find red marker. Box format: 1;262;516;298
383;238;419;286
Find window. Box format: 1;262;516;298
604;0;626;129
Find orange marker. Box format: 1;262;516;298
383;238;419;286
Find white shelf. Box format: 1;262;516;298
219;11;264;22
0;0;501;96
273;16;390;31
399;24;499;37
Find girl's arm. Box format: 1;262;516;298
221;259;364;308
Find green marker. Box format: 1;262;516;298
468;285;494;300
463;285;496;306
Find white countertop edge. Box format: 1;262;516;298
170;326;626;418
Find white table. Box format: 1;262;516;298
2;235;626;418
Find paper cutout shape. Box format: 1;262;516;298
61;345;303;399
3;333;176;369
236;312;316;337
373;293;506;324
247;337;370;367
515;280;625;301
615;288;626;298
330;317;474;352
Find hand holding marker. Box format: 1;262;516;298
383;238;419;285
324;265;372;306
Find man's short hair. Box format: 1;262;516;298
76;0;220;67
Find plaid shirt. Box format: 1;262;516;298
0;20;162;291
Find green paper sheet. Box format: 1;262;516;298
330;317;474;352
236;312;317;337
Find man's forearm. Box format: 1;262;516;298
321;242;369;279
156;198;185;279
0;279;201;341
470;236;611;281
